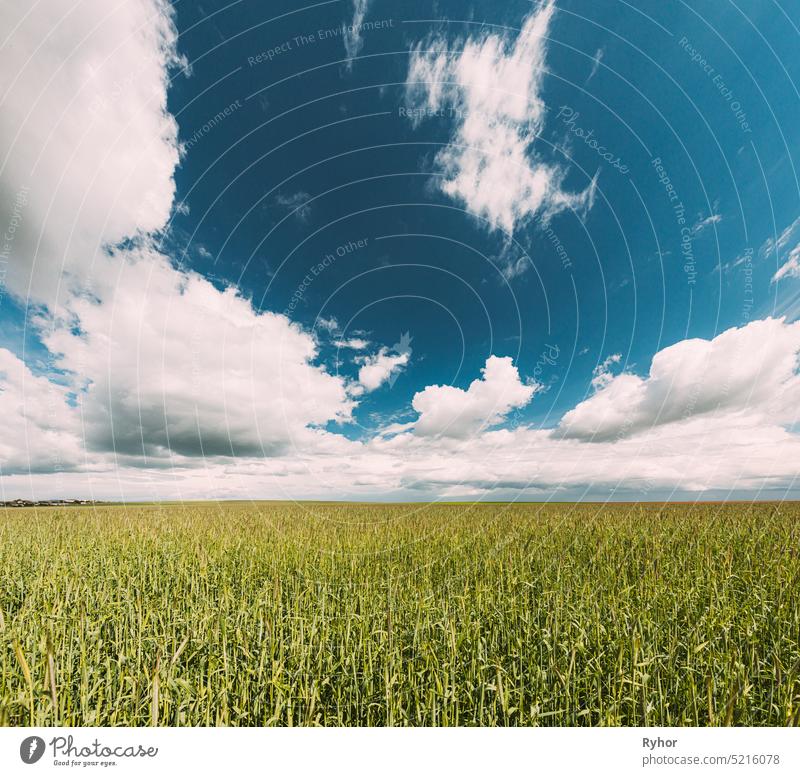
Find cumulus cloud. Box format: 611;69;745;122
3;0;800;503
0;0;182;309
39;248;354;459
358;350;409;392
4;325;800;500
411;356;538;438
0;0;356;466
559;317;800;442
355;335;408;393
0;349;83;475
405;2;596;234
371;412;800;499
7;406;800;501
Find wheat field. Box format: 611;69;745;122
1;501;798;726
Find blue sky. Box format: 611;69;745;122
1;0;800;501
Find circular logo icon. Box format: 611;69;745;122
20;736;45;765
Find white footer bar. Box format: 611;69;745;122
3;727;798;775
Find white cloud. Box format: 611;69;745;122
3;1;800;503
356;332;412;392
773;244;800;282
7;406;800;502
274;191;312;222
761;215;800;258
4;322;800;500
0;1;355;466
0;0;182;309
335;337;370;350
559;317;800;442
587;48;603;83
590;353;622;391
691;213;722;236
0;349;83;476
373;412;800;498
405;2;596;234
358;350;409;391
411;355;538;438
344;0;369;66
39;248;354;459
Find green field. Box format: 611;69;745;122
1;502;799;726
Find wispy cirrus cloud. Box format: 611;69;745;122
343;0;370;66
335;337;370;350
586;47;604;83
761;214;800;258
691;212;722;236
757;215;800;283
773;244;800;282
274;191;313;222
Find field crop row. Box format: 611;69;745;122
1;502;798;726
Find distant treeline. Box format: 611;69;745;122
1;499;98;508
